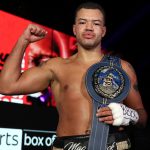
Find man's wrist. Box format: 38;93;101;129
108;103;139;126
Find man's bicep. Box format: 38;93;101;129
14;66;52;94
122;60;147;126
124;74;144;109
124;86;144;109
122;61;144;109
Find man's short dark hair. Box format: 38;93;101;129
74;1;106;24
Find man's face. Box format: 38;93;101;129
73;8;106;50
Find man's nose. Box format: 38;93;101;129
85;22;94;31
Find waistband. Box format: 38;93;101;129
53;134;89;149
53;131;131;149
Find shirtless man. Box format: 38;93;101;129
0;2;147;150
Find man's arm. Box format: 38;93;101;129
0;24;52;95
121;60;148;127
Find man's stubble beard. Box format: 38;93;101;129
77;38;101;50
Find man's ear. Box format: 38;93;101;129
102;26;106;37
73;24;76;36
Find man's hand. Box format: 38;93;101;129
21;24;48;43
96;106;114;125
108;103;139;126
96;103;139;126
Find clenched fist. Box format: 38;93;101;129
20;24;48;43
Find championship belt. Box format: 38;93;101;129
85;55;130;150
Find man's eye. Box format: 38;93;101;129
79;22;85;24
94;23;100;26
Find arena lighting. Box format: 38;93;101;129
39;89;52;103
27;88;54;106
40;95;46;103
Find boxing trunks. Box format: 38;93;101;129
52;130;131;150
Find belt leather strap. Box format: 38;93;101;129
85;55;130;150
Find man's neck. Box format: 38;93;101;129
76;47;104;64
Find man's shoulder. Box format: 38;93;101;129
120;59;130;68
105;54;132;71
46;56;73;65
47;56;64;63
107;54;129;65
